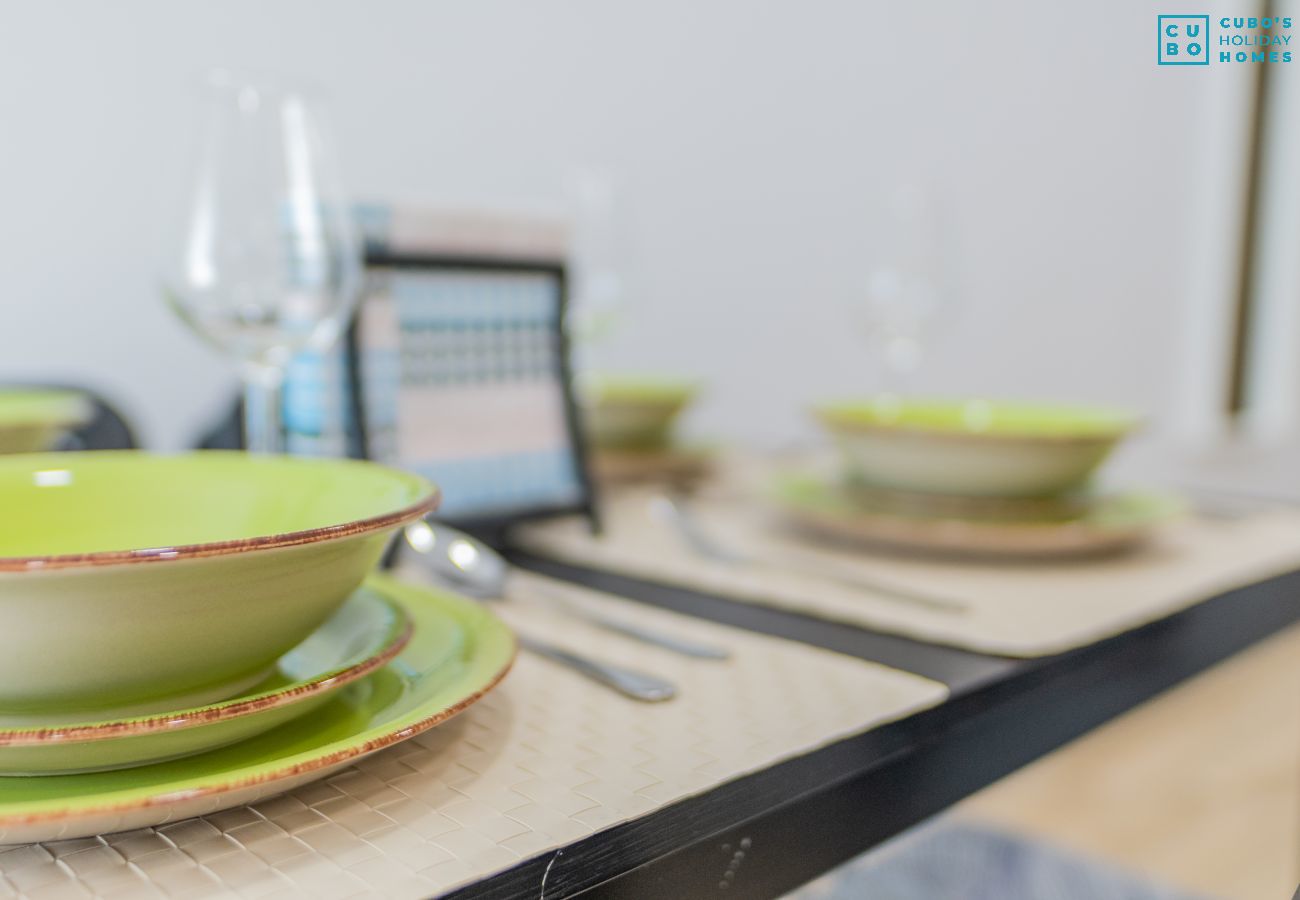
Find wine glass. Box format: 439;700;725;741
859;179;953;396
566;167;631;371
162;70;361;453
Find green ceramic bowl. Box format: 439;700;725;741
0;451;438;717
0;390;93;454
814;398;1138;498
582;376;699;451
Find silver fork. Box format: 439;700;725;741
650;494;968;615
515;636;676;701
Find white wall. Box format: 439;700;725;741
0;1;1231;449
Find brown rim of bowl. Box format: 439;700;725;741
0;636;517;829
0;487;440;573
0;609;415;747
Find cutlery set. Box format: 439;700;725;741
403;518;730;702
649;493;969;614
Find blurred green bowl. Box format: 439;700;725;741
814;397;1138;498
0;389;93;454
582;376;699;451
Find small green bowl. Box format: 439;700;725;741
581;376;699;451
814;397;1138;498
0;390;93;454
0;451;438;717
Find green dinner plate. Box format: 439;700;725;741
592;442;716;485
0;587;412;775
0;576;515;843
771;472;1184;559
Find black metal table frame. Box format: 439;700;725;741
437;554;1300;900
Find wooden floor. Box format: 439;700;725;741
959;622;1300;900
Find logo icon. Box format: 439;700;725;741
1159;15;1211;64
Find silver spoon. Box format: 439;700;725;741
404;520;729;660
650;494;968;615
403;521;689;702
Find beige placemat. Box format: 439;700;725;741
0;574;946;900
516;487;1300;657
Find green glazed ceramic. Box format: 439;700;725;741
0;451;438;716
814;397;1138;498
771;472;1181;559
0;587;411;775
841;482;1095;524
592;443;716;486
582;375;700;451
0;389;93;454
0;576;515;843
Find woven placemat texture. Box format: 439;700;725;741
0;574;945;899
517;487;1300;657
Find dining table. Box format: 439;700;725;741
454;441;1300;899
486;553;1296;898
4;440;1296;900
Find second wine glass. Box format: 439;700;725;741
859;179;953;397
163;70;361;453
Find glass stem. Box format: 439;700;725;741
879;335;922;399
241;363;285;454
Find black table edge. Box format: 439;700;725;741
435;559;1300;899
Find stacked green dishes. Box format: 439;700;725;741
0;451;438;718
784;397;1169;558
0;452;515;839
582;375;699;451
0;389;93;454
0;577;515;841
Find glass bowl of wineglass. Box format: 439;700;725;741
162;70;361;453
858;178;953;397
